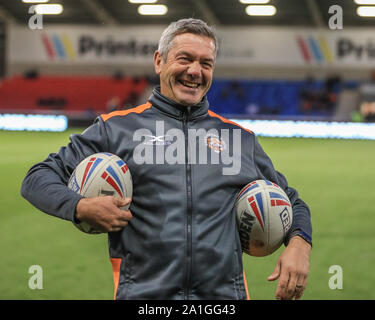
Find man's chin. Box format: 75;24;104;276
178;100;199;107
175;94;203;106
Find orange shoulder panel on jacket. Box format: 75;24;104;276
207;110;253;134
101;101;152;122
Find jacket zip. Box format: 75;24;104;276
183;107;193;299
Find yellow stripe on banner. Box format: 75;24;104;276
61;34;76;60
318;36;333;63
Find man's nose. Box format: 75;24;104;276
187;61;202;77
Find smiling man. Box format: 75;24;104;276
21;18;312;300
154;31;215;106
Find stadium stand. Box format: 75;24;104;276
0;72;361;122
207;78;359;119
0;74;148;115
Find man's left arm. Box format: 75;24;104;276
253;136;312;300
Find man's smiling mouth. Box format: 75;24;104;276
179;80;200;88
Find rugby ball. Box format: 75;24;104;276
67;152;133;234
235;180;293;257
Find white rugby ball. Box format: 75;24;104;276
67;152;133;234
235;180;293;257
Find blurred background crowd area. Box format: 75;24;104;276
4;71;375;122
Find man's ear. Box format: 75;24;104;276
154;50;163;75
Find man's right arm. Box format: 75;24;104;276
20;118;110;222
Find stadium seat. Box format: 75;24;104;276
0;75;148;114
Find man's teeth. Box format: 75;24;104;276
181;81;199;88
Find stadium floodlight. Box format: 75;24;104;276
22;0;49;3
354;0;375;5
357;6;375;16
245;5;277;16
239;0;270;4
34;4;63;14
129;0;158;3
138;4;168;15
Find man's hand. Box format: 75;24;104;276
75;196;133;233
267;236;311;300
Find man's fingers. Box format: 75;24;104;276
110;198;133;231
114;209;133;224
108;226;124;233
101;214;130;232
277;271;307;300
113;197;132;209
110;197;133;220
271;237;311;300
275;269;290;300
267;262;281;281
77;196;133;232
286;269;299;298
295;276;307;300
294;287;304;300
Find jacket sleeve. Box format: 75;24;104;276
253;136;312;246
20;117;109;222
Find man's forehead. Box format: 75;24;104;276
170;33;216;57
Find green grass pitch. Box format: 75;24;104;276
1;129;374;299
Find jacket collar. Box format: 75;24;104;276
148;86;209;120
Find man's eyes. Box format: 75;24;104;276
178;56;190;62
177;56;213;68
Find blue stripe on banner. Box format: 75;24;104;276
255;192;264;222
269;192;289;201
101;152;113;157
308;36;323;63
51;34;66;59
106;165;124;193
265;180;273;186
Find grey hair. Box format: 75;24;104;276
158;18;219;61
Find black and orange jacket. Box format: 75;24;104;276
21;86;312;300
